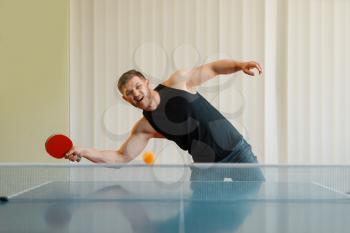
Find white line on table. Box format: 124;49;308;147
312;181;350;198
8;181;53;199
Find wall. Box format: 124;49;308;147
70;0;350;164
0;0;69;162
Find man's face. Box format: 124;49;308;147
121;76;151;110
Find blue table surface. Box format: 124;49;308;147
1;180;350;233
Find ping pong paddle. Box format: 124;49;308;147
45;134;81;162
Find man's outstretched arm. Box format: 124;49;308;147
65;117;161;163
166;59;263;91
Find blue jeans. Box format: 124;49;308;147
219;138;259;163
220;138;265;181
191;138;265;181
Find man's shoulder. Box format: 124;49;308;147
132;117;163;138
133;117;153;133
161;70;197;94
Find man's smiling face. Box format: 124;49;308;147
121;75;152;110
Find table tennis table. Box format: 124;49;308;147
0;164;349;233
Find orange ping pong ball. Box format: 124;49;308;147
143;151;155;165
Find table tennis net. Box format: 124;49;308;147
1;164;350;201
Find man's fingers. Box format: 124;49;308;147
257;63;263;74
68;155;76;162
244;69;255;76
66;153;74;160
65;147;75;158
68;155;74;161
67;153;80;162
248;61;263;75
255;63;263;74
65;150;77;159
66;146;81;158
65;152;74;159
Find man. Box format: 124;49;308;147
66;59;263;165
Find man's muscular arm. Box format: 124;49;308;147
165;59;263;92
65;117;162;163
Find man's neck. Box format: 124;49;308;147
145;90;160;111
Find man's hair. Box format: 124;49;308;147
117;70;146;93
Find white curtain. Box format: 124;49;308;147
70;0;350;164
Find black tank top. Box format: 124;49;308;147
143;84;243;162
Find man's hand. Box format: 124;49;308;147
240;61;263;76
65;147;123;163
65;146;86;162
